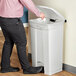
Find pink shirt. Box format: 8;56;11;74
0;0;41;18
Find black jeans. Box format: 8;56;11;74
0;16;31;69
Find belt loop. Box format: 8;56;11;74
18;18;20;22
16;18;21;24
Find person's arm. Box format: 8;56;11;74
19;0;41;17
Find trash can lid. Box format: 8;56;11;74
29;18;64;30
29;6;65;30
37;6;65;20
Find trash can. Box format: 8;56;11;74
29;6;65;75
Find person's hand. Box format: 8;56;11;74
40;12;45;20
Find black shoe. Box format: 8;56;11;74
40;66;44;73
1;67;20;73
23;66;42;74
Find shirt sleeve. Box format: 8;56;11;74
19;0;41;17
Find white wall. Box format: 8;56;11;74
29;0;76;67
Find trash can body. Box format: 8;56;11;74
29;6;65;75
42;21;64;75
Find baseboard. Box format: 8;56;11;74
0;27;1;30
28;53;76;74
23;23;28;27
0;23;28;30
63;64;76;74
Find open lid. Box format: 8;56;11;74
37;6;65;21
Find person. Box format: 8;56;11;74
0;0;45;74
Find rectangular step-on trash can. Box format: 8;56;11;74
29;6;66;75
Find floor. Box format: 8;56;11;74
0;27;76;76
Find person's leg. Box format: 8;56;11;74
1;26;14;68
0;17;20;73
5;18;30;69
5;18;42;74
